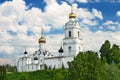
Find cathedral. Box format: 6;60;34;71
17;7;83;72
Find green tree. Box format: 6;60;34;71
110;44;120;64
99;40;111;64
0;66;6;80
67;51;107;80
105;63;120;80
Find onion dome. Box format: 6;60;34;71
34;57;38;60
69;12;76;18
58;47;63;53
39;35;46;43
24;51;27;54
69;6;76;18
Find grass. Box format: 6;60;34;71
6;69;68;80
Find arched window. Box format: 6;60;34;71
69;31;71;37
78;31;80;37
41;59;42;62
68;46;71;51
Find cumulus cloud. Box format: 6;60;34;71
101;20;120;31
71;0;100;3
77;0;88;3
81;19;98;26
104;0;120;3
44;0;70;28
76;7;103;26
92;8;103;20
0;58;14;65
117;11;120;17
0;46;14;54
44;34;64;53
81;28;120;52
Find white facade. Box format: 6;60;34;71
63;17;83;56
17;8;83;72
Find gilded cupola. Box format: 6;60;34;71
39;35;46;43
69;6;76;18
38;28;46;43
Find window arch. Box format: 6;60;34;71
68;46;71;51
69;31;71;37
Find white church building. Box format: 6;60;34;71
17;7;83;72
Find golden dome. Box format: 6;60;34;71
69;6;76;18
39;35;46;43
69;12;76;18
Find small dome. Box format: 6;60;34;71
34;57;38;60
39;35;46;43
69;12;76;18
58;47;63;53
24;51;27;54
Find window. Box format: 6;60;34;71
69;31;71;37
78;31;80;37
68;46;71;51
41;59;42;62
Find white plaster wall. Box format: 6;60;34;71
45;58;63;69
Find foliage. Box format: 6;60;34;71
67;51;107;80
0;66;6;80
105;63;120;80
0;64;17;72
110;44;120;64
100;40;111;64
100;40;120;64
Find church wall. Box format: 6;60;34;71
62;56;74;68
17;60;22;72
45;57;63;69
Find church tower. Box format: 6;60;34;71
63;6;83;56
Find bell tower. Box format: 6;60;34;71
63;6;83;56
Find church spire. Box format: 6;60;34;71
39;28;46;43
71;5;73;13
24;46;27;54
41;28;44;36
69;5;76;18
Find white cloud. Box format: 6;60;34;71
0;46;14;54
77;8;94;19
102;20;120;31
81;28;120;52
81;19;98;26
92;8;103;20
99;26;103;30
108;26;116;31
88;0;100;2
44;0;70;28
103;20;114;25
67;0;75;3
113;32;120;41
46;34;64;52
0;58;14;65
77;0;88;3
104;0;120;3
77;0;100;3
117;11;120;17
75;7;103;26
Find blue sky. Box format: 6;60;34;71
0;0;120;65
